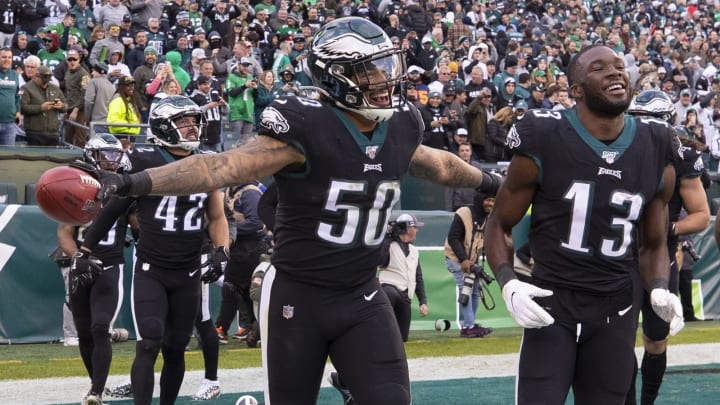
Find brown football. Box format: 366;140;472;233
36;166;102;225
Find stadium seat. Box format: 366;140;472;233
0;182;19;204
25;183;37;205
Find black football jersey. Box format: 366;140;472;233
75;214;129;266
507;109;675;294
667;143;704;247
126;145;211;271
258;97;423;289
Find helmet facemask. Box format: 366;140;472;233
309;18;407;122
84;134;125;171
150;96;207;151
154;113;205;151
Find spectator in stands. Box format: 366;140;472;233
17;0;50;36
70;0;95;39
20;65;66;146
107;49;131;83
465;87;493;160
421;90;454;150
0;48;20;146
84;62;114;131
131;0;163;31
126;30;150;74
205;0;241;40
11;32;31;68
254;70;277;131
98;0;130;28
526;83;546;110
227;58;258;145
63;48;90;147
165;50;191;92
107;75;141;141
484;106;514;163
190;75;225;152
44;0;70;28
445;140;483;211
89;22;124;66
38;33;65;72
149;79;181;116
495;77;522;110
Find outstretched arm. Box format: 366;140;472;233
143;135;304;195
408;144;498;190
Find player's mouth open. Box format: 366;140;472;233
605;83;625;94
369;91;391;107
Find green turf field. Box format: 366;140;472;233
1;321;718;381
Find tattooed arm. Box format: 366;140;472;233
146;136;305;195
408;145;487;188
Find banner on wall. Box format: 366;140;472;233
1;206;717;343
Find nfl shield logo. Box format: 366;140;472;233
365;145;378;159
282;305;294;319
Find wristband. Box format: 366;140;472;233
494;262;517;289
129;171;153;196
648;277;668;291
477;170;501;194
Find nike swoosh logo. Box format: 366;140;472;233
275;99;288;104
189;269;199;277
364;290;378;301
618;305;632;317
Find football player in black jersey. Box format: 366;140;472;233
484;45;685;405
62;134;135;405
96;17;501;405
625;91;710;405
73;97;230;405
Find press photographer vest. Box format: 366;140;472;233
378;241;420;300
444;206;484;264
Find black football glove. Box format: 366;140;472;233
201;246;229;284
70;251;104;294
98;171;152;200
69;160;101;180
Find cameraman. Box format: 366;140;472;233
444;190;495;338
378;214;428;342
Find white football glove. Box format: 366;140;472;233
650;288;685;336
501;279;555;329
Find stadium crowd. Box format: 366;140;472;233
1;0;720;166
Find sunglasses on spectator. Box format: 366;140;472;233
67;58;78;62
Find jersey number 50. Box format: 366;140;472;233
317;180;401;247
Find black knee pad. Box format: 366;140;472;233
137;317;164;340
91;322;111;336
137;338;162;356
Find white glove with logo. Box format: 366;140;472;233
501;279;555;328
650;288;685;336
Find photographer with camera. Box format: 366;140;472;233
444;190;496;338
378;214;429;343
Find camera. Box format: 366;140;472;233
682;240;701;261
458;265;494;305
471;264;495;284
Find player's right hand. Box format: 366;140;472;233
650;288;685;336
98;171;132;200
501;279;555;329
70;251;103;294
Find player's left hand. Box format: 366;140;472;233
650;288;685;336
201;246;229;284
69;160;101;180
70;251;103;294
